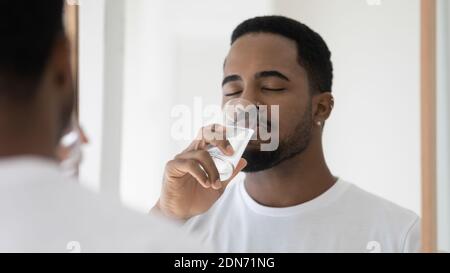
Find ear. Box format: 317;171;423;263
45;34;75;137
48;35;73;93
312;92;334;126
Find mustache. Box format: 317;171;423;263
230;110;272;129
257;117;271;131
230;117;272;131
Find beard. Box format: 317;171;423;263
242;102;313;173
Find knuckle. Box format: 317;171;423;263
166;159;178;168
186;159;198;169
197;150;210;159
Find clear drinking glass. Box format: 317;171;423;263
207;99;256;181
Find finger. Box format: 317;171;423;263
175;150;220;184
205;139;234;156
200;123;227;139
198;124;234;156
221;158;247;189
182;140;199;153
212;158;247;190
167;159;210;188
185;136;233;156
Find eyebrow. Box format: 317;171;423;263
222;74;242;86
222;70;290;87
255;70;290;82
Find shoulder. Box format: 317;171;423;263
6;174;200;252
0;159;203;252
342;181;419;223
339;180;420;252
60;181;203;252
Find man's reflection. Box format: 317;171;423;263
156;15;421;253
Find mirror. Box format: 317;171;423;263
77;0;433;252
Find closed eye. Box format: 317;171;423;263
224;90;243;97
262;87;286;92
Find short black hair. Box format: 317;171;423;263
231;15;333;93
0;0;65;100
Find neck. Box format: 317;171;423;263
0;101;57;160
244;134;336;207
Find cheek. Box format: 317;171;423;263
275;99;308;137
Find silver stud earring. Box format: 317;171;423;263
316;121;322;127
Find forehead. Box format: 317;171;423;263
224;33;303;76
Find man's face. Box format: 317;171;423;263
222;33;314;172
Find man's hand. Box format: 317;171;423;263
156;124;247;220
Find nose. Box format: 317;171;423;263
239;85;261;107
223;87;263;130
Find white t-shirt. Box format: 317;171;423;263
0;157;203;253
185;174;421;253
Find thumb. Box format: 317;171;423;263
221;158;247;189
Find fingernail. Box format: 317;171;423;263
204;181;211;188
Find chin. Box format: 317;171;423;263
245;140;277;153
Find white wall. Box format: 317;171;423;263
121;0;273;212
273;0;421;215
78;0;105;192
120;0;178;211
80;0;422;216
100;0;126;199
78;0;125;201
